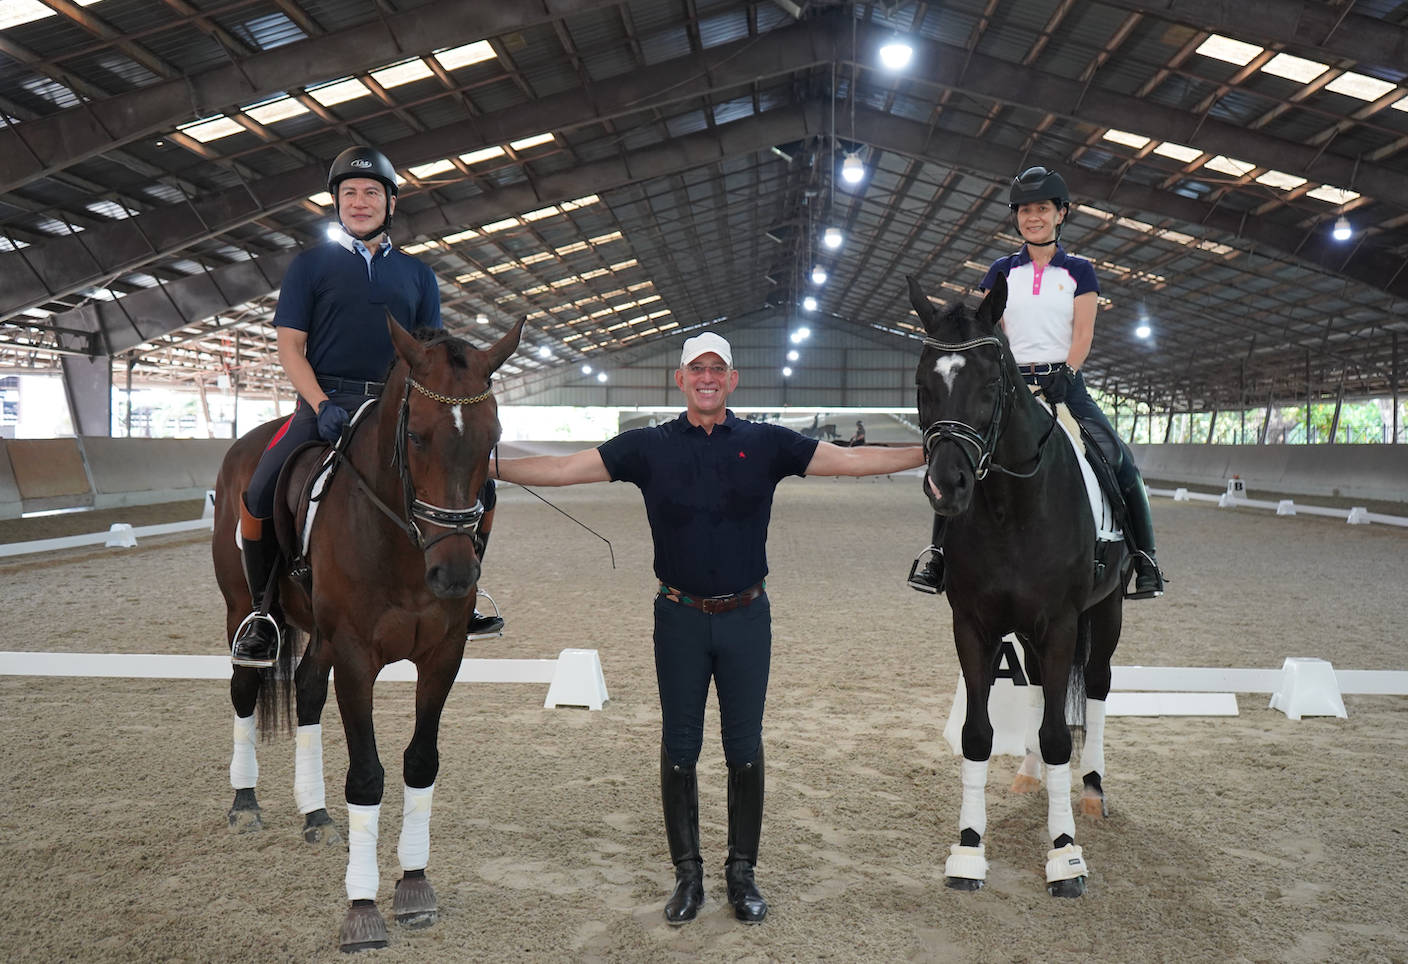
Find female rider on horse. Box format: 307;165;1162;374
230;146;500;667
907;165;1165;600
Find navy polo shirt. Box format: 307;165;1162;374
274;240;441;382
597;411;818;597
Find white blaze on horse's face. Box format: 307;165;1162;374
934;354;966;392
450;405;464;435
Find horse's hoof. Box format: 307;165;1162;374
303;808;343;846
339;902;389;953
1079;793;1108;818
1010;773;1041;794
944;876;984;892
393;874;438;927
227;788;262;833
1046;876;1087;898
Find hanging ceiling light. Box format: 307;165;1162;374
879;36;914;71
1135;323;1152;339
537;345;552;359
580;363;592;375
802;296;818;312
810;265;828;285
475;313;489;325
782;366;793;377
596;371;608;383
1332;215;1352;241
841;153;865;184
823;227;843;249
787;349;800;361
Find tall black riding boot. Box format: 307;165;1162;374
1121;476;1165;599
231;506;283;668
661;745;704;925
725;746;767;923
466;524;504;636
907;516;947;594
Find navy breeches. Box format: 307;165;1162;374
243;391;367;519
653;592;771;768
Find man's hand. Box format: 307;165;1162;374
317;400;350;442
1044;365;1077;405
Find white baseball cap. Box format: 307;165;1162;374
680;331;733;368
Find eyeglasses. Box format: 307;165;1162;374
685;363;729;377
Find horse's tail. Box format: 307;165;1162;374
1066;613;1089;732
254;625;299;741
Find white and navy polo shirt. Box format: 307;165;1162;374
979;246;1099;365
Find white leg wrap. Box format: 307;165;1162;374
1046;762;1076;843
345;803;381;901
293;724;326;815
229;714;257;789
1045;843;1088;883
1078;698;1107;778
959;758;989;838
397;783;434;873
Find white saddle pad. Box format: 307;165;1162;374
1034;391;1122;543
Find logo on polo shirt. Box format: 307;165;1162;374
738;451;747;459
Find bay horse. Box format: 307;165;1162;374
212;316;523;951
908;273;1126;898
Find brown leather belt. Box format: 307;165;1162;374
658;580;766;614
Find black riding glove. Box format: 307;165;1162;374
1044;365;1077;405
316;400;350;442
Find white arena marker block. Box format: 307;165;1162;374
1346;507;1371;525
1225;476;1246;499
1217;492;1235;508
1276;499;1296;516
105;523;137;548
1269;657;1347;721
544;648;609;710
943;675;1029;757
1173;487;1190;501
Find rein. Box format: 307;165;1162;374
920;335;1057;481
328;372;494;554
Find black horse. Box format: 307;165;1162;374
908;273;1127;898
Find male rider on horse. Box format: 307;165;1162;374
907;166;1165;600
230;146;500;667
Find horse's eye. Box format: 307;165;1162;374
406;431;426;449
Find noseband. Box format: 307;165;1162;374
919;335;1054;481
331;372;494;554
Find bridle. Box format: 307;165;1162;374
330;371;494;554
919;335;1056;481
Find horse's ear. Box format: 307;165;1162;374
906;275;939;333
976;272;1007;330
387;311;428;372
484;318;526;374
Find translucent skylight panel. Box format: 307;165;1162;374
610;259;638;271
589;231;623;244
309;77;372;107
1102;129;1150;149
1261;53;1327;84
372;59;434;89
509;133;555;150
1153;142;1203;162
441;229;479;244
520;251;554;265
179;115;244;142
560;195;600;210
1254;170;1307;190
460;146;506;165
408;158;455;178
1195;35;1263;66
481;217;521;233
86;200;132;220
244;97;309;125
1306;185;1361;204
0;0;98;29
1324;72;1397;102
308;192;332;206
522;206;560;221
1202;155;1254;177
435;41;496;71
1393;96;1408;112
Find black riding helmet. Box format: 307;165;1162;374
328;146;398;241
1008;166;1070;211
1009;166;1070;246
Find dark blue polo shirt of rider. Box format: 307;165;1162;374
597;411;818;597
274;240;441;382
